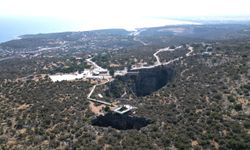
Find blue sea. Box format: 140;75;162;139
0;17;82;43
0;17;200;43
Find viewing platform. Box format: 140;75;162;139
113;105;136;115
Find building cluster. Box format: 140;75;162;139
49;67;111;82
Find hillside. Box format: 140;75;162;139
0;24;249;149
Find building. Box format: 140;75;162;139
113;105;135;115
202;51;213;56
93;68;109;76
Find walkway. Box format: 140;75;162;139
87;79;112;106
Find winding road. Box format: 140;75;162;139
131;29;148;46
186;45;194;56
131;45;193;70
86;42;194;107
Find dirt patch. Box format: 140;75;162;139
104;144;111;150
89;102;105;115
238;97;248;105
7;138;17;147
17;103;30;110
191;140;198;149
18;128;27;134
211;139;220;150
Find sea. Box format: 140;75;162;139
0;17;199;43
0;17;79;43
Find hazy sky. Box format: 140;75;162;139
1;0;250;18
1;0;250;33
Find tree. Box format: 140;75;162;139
109;68;115;76
234;104;242;111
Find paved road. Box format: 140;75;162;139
131;29;148;46
86;44;194;106
186;45;194;56
131;45;193;70
86;57;107;71
131;46;175;70
0;56;16;62
154;47;176;65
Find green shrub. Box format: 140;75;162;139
243;120;250;129
234;104;242;111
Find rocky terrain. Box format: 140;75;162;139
0;24;249;149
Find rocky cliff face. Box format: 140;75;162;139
134;66;174;96
106;66;174;97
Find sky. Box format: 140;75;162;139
1;0;250;18
0;0;250;42
1;0;250;28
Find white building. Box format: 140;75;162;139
93;68;109;76
113;105;135;115
114;67;128;77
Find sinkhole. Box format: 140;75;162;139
91;113;152;130
106;66;174;97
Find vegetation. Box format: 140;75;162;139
0;24;249;149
